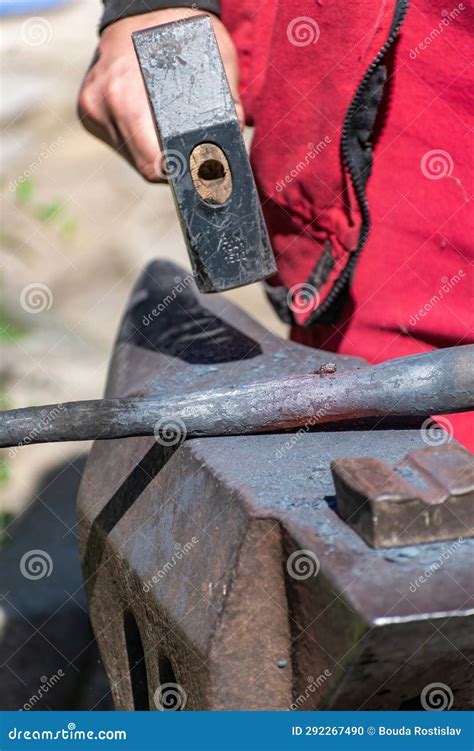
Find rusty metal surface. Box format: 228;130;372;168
332;445;474;547
77;260;473;711
2;345;472;447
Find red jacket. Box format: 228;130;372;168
222;0;473;446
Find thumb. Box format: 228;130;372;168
211;19;245;131
225;62;245;131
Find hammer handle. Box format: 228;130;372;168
1;346;472;448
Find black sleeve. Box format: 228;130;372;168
100;1;221;33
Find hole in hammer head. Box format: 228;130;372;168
190;143;232;205
198;159;226;181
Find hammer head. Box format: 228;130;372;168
133;16;277;293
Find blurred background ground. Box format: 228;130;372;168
0;0;286;532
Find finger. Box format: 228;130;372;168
232;96;246;132
115;109;162;183
220;56;245;130
212;21;245;130
104;75;162;183
223;57;245;130
78;76;123;151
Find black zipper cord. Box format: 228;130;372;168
304;0;410;325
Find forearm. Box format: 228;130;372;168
100;0;221;32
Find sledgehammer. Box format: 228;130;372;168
0;345;472;449
132;16;276;293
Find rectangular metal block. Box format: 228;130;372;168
332;445;474;548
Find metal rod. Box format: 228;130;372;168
1;345;472;449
